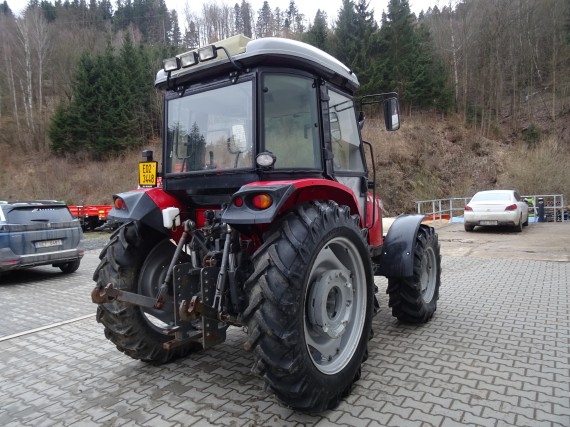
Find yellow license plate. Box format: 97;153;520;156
139;161;158;188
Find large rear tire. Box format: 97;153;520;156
387;225;441;323
93;222;201;363
243;201;373;413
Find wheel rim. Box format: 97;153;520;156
138;240;183;332
304;236;366;375
420;246;437;303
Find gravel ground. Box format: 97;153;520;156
81;231;112;252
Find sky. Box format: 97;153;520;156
178;0;442;25
7;0;442;27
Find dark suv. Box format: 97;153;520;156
0;201;84;274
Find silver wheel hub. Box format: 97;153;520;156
304;237;367;375
420;246;437;303
308;269;353;340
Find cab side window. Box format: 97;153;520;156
263;74;321;169
328;90;365;173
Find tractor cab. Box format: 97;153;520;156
147;35;399;233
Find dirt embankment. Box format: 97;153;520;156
1;111;568;214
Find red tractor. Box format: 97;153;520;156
92;35;441;413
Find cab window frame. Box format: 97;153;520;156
164;75;256;175
260;70;322;171
326;86;367;177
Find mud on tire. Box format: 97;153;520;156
242;201;374;413
387;225;441;323
93;222;200;363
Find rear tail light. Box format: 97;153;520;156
505;204;517;211
464;206;473;211
114;197;127;210
252;193;272;210
234;196;244;207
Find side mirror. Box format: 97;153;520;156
229;124;248;153
330;112;341;141
358;111;365;130
384;98;400;131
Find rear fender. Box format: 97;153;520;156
222;179;361;225
375;214;424;278
108;188;182;237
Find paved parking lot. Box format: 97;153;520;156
1;223;569;426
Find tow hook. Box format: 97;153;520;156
179;296;219;321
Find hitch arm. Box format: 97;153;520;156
91;283;158;308
154;220;195;309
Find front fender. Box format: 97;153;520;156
375;214;425;278
108;188;182;235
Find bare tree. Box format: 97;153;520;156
29;8;50;150
0;14;22;145
16;14;35;150
424;0;569;135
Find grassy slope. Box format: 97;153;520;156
1;112;568;213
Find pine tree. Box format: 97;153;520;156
372;0;452;112
184;20;200;49
234;3;243;35
70;51;101;152
330;0;359;68
256;1;273;38
48;102;74;154
169;10;181;47
241;0;252;38
303;9;328;51
284;0;304;35
330;0;376;88
49;35;156;157
1;1;13;16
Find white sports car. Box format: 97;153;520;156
464;190;529;232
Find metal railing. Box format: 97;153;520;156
416;194;566;226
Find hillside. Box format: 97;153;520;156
2;111;568;214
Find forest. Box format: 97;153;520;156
0;0;569;210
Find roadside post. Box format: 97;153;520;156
537;197;545;222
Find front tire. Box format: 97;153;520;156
387;225;441;323
93;222;201;363
243;201;373;413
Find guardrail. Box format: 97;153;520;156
416;194;567;226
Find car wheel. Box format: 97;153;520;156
59;259;81;274
515;216;523;232
464;223;475;232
